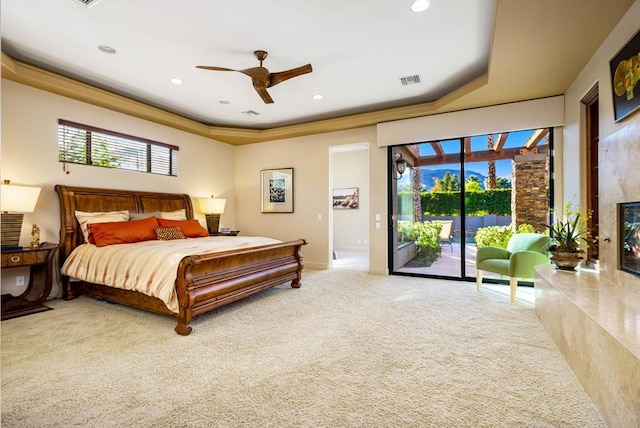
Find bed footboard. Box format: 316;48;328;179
174;239;307;335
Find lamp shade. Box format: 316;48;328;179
198;197;226;214
1;183;41;213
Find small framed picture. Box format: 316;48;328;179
261;168;293;213
333;187;359;209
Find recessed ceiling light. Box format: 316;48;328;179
169;78;183;85
219;100;231;105
312;94;324;100
410;0;430;12
97;45;116;54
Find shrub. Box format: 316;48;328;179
421;189;512;216
474;223;540;248
412;221;443;266
516;223;536;234
397;221;415;244
474;225;513;248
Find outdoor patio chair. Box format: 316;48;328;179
440;220;453;252
475;233;551;304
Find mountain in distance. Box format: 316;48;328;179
420;169;487;190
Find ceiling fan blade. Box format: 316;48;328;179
255;87;274;104
238;66;269;80
269;64;313;87
195;66;237;72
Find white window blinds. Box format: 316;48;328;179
58;119;178;176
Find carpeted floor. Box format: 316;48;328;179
1;268;606;427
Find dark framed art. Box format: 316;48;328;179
261;168;293;213
610;28;640;122
332;187;359;209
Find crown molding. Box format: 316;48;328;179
2;53;486;145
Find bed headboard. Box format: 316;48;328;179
55;185;194;265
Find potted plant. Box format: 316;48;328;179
547;203;594;270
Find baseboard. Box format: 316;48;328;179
304;261;329;270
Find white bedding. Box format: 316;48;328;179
61;236;281;313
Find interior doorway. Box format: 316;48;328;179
330;143;370;270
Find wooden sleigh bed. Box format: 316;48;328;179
56;185;307;335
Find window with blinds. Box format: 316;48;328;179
58;119;178;176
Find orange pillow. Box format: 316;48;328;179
157;218;209;238
88;217;159;247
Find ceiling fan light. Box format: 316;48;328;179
411;0;430;13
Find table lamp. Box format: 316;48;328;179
198;196;226;235
1;180;42;250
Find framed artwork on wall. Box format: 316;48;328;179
610;28;640;122
261;168;293;213
332;187;359;209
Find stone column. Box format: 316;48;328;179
511;152;549;232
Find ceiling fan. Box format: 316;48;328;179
196;50;313;104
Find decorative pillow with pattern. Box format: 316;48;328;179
155;226;187;241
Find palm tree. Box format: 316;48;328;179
487;134;496;189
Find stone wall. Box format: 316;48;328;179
511;153;549;232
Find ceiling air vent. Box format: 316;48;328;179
399;74;421;86
72;0;103;8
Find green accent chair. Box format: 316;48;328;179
476;233;551;304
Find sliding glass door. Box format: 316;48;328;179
390;128;553;282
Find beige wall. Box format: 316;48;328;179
1;80;236;296
563;0;640;291
234;127;388;273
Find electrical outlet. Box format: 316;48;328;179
16;276;25;286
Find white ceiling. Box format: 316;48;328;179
1;0;634;141
1;0;495;129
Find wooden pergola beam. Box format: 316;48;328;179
416;145;548;167
495;133;509;152
463;137;471;154
524;129;548;149
431;141;445;158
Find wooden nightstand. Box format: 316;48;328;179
1;243;58;320
211;230;239;236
